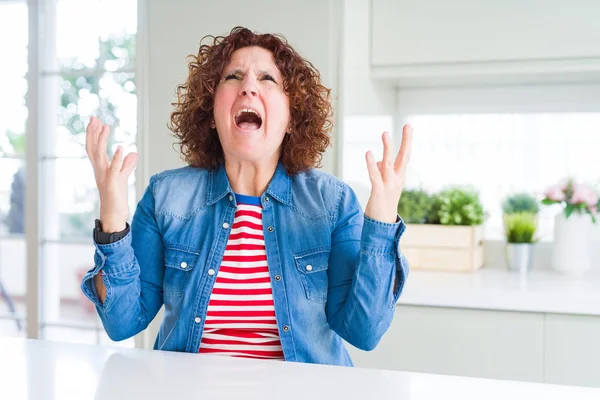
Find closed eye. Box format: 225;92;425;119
261;74;277;83
224;73;241;81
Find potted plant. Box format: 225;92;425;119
503;212;537;273
542;178;599;275
398;187;487;272
501;193;539;273
397;188;434;224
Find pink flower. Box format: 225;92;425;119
544;185;565;202
570;183;596;206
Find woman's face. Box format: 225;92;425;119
213;46;291;165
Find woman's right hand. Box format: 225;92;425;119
86;116;138;233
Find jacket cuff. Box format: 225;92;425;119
361;214;406;255
92;231;136;275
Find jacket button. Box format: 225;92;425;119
305;265;313;271
265;197;270;202
222;222;230;229
180;262;188;269
274;275;281;281
229;195;233;201
268;226;274;232
194;317;201;323
283;325;290;332
208;269;215;276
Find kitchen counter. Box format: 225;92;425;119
2;338;600;399
398;268;600;316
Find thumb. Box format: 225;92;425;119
121;152;138;177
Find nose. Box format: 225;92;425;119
239;76;258;98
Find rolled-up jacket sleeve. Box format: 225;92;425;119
326;183;409;351
80;177;165;341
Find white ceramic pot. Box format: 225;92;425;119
505;243;534;274
552;212;594;276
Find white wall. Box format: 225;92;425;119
342;0;395;116
144;0;343;178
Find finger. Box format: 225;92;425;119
85;118;94;158
96;124;111;168
382;131;394;169
110;146;123;175
365;151;382;186
394;124;413;173
120;151;138;177
90;116;100;140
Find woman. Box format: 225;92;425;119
81;26;412;366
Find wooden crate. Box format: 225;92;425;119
401;224;484;272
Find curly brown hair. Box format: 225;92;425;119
168;26;333;175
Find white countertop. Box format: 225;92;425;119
398;268;600;316
2;338;600;400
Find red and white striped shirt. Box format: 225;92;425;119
198;194;284;360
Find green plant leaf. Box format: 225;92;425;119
435;187;486;226
504;212;537;243
503;193;540;214
565;204;574;218
397;189;434;224
541;198;558;206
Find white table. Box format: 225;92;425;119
2;338;600;400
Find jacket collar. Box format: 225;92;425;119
207;162;292;206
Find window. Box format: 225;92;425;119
404;113;600;241
341;113;600;242
0;0;137;347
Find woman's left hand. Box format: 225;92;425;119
364;124;413;224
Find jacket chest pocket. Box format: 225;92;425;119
163;247;199;297
293;248;330;304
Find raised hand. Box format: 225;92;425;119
364;124;413;224
85;116;138;233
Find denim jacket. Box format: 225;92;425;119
81;162;409;366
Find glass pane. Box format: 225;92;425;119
0;1;27;339
40;243;134;348
40;158;136;239
0;236;26;335
56;0;137;72
50;71;137;158
0;2;28;156
41;242;98;327
0;158;26;236
0;318;26;338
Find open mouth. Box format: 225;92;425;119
234;108;263;131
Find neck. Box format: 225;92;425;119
224;158;279;197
